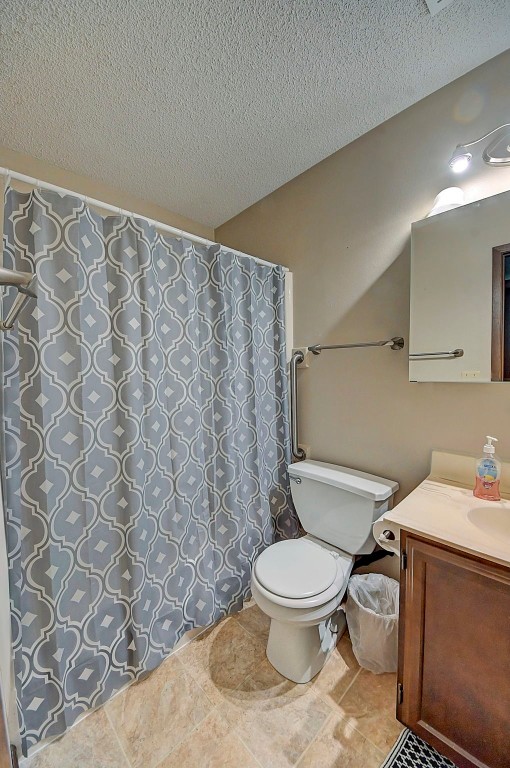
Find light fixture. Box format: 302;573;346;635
448;123;510;173
449;152;472;173
428;187;465;217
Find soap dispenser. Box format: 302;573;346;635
473;436;501;501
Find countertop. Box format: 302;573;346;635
374;475;510;568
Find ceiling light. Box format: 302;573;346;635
449;152;472;173
448;123;510;173
428;187;465;217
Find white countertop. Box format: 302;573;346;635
375;476;510;568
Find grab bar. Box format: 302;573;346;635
290;350;306;461
409;349;464;360
308;337;404;355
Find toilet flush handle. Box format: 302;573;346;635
289;475;302;484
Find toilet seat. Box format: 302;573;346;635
252;537;353;609
254;538;338;598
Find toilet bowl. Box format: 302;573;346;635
251;536;353;682
251;460;398;683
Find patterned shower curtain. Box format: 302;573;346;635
1;186;298;752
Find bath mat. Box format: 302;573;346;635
380;729;458;768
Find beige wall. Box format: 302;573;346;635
0;146;213;240
216;50;510;501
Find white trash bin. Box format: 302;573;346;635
345;573;399;674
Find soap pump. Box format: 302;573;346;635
473;436;501;501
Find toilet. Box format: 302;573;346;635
251;459;398;683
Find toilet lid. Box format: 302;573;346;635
254;539;338;598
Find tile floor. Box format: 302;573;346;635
22;602;402;768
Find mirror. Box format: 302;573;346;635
410;189;510;382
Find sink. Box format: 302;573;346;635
467;506;510;539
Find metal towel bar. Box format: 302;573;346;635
409;349;464;360
308;336;404;355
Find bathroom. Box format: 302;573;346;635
1;2;509;767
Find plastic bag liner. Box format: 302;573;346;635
345;573;399;674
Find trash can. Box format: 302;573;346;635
345;573;399;674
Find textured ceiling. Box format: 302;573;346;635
1;1;509;227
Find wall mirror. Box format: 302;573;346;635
410;189;510;383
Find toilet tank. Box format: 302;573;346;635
288;460;399;555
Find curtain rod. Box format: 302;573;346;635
0;167;288;273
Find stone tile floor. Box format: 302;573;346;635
22;601;402;768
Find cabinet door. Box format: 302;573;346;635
397;532;510;768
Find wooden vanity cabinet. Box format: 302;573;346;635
397;531;510;768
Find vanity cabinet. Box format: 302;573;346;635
397;531;510;768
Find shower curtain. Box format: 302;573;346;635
1;185;298;752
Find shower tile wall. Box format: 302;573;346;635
21;602;402;768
